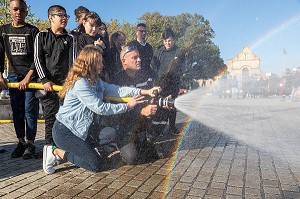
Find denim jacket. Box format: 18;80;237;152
56;78;141;140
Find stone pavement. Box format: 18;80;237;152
1;95;300;198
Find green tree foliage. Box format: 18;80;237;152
106;12;225;80
142;12;225;80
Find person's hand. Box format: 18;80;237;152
141;86;161;97
0;77;7;91
141;104;158;117
126;95;144;109
43;82;54;92
18;77;30;90
94;39;106;50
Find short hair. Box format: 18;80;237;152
10;0;27;8
83;11;102;27
110;31;126;48
136;23;147;29
120;46;138;60
74;6;89;19
48;5;66;17
162;28;175;40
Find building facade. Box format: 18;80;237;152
226;46;261;90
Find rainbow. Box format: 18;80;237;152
163;118;193;197
250;12;300;50
162;12;300;198
163;87;213;197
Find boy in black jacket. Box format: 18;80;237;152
34;5;74;147
0;0;39;159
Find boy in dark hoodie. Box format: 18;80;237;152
151;28;182;135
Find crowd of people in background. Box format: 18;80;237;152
0;1;184;174
216;69;300;100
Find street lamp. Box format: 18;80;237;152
282;48;287;73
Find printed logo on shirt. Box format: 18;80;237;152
9;36;27;55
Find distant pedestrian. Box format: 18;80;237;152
231;76;239;99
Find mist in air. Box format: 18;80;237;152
174;87;300;168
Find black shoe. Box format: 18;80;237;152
168;127;181;135
11;142;26;158
33;150;43;159
23;143;36;159
0;146;5;153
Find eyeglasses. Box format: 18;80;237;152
52;14;70;19
122;46;137;59
99;27;107;31
137;30;149;34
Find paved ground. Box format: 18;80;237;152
1;95;300;198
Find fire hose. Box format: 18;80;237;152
0;82;131;123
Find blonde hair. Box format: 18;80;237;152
59;44;103;98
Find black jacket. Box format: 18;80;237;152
110;69;154;138
103;46;122;80
34;28;74;85
151;45;182;98
127;40;154;78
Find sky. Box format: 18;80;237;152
26;0;300;76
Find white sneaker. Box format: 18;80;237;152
43;145;57;174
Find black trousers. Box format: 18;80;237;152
40;92;61;145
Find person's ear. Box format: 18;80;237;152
48;15;54;23
82;20;87;27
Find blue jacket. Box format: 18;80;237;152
56;78;141;140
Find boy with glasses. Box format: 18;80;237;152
127;23;155;79
0;0;39;159
34;5;74;152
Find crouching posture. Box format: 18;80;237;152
43;45;159;174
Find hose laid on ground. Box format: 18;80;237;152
0;82;132;124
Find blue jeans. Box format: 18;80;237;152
52;120;105;172
8;74;39;140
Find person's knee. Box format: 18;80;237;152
122;153;137;165
119;143;138;165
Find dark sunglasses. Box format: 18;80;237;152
122;46;137;58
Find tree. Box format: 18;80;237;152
139;12;224;80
